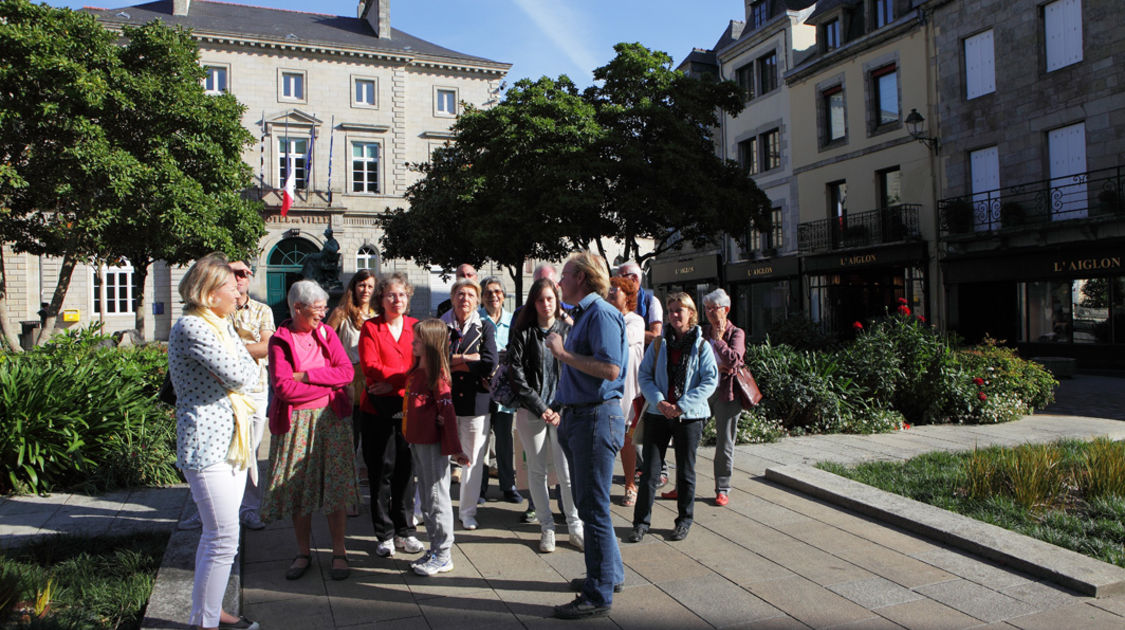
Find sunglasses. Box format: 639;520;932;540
232;269;252;279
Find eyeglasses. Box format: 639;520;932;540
232;269;252;279
301;304;328;313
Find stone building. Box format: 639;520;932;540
3;0;510;343
786;0;938;335
657;1;816;341
927;0;1125;367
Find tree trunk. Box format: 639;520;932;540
506;264;524;307
0;248;24;352
132;260;150;340
34;252;78;346
593;238;610;274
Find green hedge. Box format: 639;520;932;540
0;325;179;495
733;313;1058;440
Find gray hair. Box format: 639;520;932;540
288;279;328;315
481;275;505;293
703;288;731;309
532;263;557;281
617;261;641;277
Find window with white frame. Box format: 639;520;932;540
352;141;380;193
757;51;777;95
738;137;758;174
354;78;376;107
278;136;309;189
964;30;996;99
872;64;899;126
281;71;305;101
823;85;846;144
92;262;140;315
435;88;457;116
203;65;228;94
356;246;378;271
762;128;781;170
1044;0;1083;72
872;0;893;28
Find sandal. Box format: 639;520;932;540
285;554;311;581
622;487;637;507
330;554;350;581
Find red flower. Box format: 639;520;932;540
897;297;908;305
852;321;863;330
917;315;926;323
978;392;988;401
903;423;912;430
897;305;912;315
973;377;984;385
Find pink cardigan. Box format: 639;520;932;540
268;320;355;435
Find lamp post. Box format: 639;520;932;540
905;108;940;153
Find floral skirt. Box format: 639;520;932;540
261;406;359;521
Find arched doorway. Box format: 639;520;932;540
267;237;318;323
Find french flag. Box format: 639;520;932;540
280;151;295;217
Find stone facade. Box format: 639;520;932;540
4;0;515;343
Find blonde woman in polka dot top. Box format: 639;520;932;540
168;252;261;630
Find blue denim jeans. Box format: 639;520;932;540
558;400;626;607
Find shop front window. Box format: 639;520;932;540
1022;277;1123;344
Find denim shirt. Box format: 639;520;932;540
555;292;627;405
638;326;719;420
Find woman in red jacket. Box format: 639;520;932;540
358;272;422;559
262;280;357;582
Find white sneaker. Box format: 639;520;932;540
395;535;424;553
570;525;584;551
460;516;478;531
177;511;202;530
539;529;556;553
375;538;395;558
413;554;453;576
410;551;433;568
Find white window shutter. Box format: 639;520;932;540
964;30;995;99
1045;0;1083;72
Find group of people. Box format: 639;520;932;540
168;250;749;628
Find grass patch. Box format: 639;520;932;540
817;438;1125;568
0;531;168;629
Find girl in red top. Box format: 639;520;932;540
404;318;470;577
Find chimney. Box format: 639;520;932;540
173;0;191;16
358;0;391;40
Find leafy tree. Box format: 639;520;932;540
380;76;602;303
379;43;771;289
0;1;263;343
584;42;771;265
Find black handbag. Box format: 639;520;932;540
158;373;177;406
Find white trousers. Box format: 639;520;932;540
515;408;581;533
456;413;489;520
184;461;247;628
239;390;269;518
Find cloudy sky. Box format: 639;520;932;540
45;0;746;88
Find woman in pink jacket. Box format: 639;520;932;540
261;280;358;582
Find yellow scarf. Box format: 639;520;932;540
189;306;257;482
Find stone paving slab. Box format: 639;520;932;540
765;463;1125;597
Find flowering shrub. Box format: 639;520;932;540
702;406;787;445
739;313;1058;435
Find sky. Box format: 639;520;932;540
44;0;747;89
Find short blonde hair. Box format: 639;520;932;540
450;277;481;302
567;251;610;298
666;292;699;328
178;253;232;311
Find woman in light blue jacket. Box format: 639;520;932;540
628;292;718;544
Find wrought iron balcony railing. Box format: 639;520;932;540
797;204;921;253
938;165;1125;236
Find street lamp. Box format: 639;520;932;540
905;108;940;153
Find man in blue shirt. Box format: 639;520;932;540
545;252;627;620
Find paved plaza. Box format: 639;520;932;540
1;375;1123;629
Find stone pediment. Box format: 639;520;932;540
263;109;323;132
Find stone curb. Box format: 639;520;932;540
141;492;241;630
764;464;1125;598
